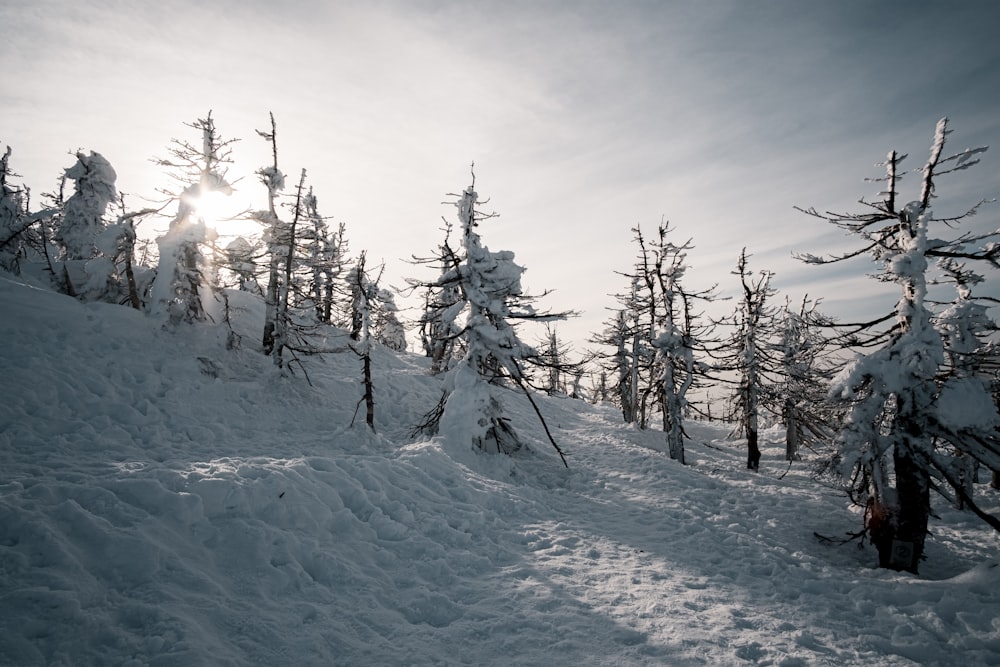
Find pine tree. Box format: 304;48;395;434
53;151;120;300
410;221;464;374
774;296;836;462
415;176;569;466
0;146;36;272
725;248;778;471
149;112;235;324
798;118;1000;572
54;151;117;261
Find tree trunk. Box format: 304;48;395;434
784;398;799;462
363;351;375;430
747;426;761;471
886;441;930;574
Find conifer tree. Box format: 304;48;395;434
774;296;836;462
415;176;569;466
798;118;1000;572
724;248;778;471
0;146;39;273
149;112;235;324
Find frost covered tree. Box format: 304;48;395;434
774;295;836;462
934;259;1000;508
409;221;465;375
54;151;117;261
640;223;717;463
348;251;378;430
255;113;287;355
52;151;121;300
722;248;778;471
592;308;639;423
798;118;1000;572
530;324;588;398
149;112;235;324
598;223;717;461
0;146;44;273
372;287;407;352
299;192;347;326
414;177;569;466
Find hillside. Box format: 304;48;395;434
1;275;998;666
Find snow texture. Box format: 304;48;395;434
1;275;999;666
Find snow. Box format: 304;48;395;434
1;275;999;666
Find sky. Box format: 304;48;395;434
3;0;1000;354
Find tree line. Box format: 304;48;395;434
2;113;999;574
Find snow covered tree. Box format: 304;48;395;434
598;223;717;461
372;287;407;352
149;112;235;324
256;113;287;355
348;251;378;430
723;248;778;471
641;223;717;463
934;259;1000;508
0;146;38;273
592;308;638;423
799;118;1000;572
223;236;261;294
299;192;347;326
52;151;121;300
54;151;117;261
774;295;836;461
409;221;465;375
415;177;569;466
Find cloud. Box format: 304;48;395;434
2;0;998;355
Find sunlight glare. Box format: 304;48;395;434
185;189;255;238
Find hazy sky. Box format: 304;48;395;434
3;0;999;354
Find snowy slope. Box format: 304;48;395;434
1;275;999;667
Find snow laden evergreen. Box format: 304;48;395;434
54;151;117;261
592;307;641;423
52;151;121;300
372;286;407;352
0;146;28;271
774;295;836;461
149;113;235;325
0;146;51;274
416;180;569;466
410;220;465;375
596;223;716;462
799;118;1000;572
255;113;287;356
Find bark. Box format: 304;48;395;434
363;351;374;430
784;398;800;461
747;426;761;471
889;439;930;574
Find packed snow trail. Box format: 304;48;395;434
1;276;998;666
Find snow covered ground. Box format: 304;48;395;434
1;275;998;666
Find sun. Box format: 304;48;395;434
184;188;258;239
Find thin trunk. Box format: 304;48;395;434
363;352;375;429
747;426;761;471
784;398;799;461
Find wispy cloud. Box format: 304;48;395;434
2;0;998;350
